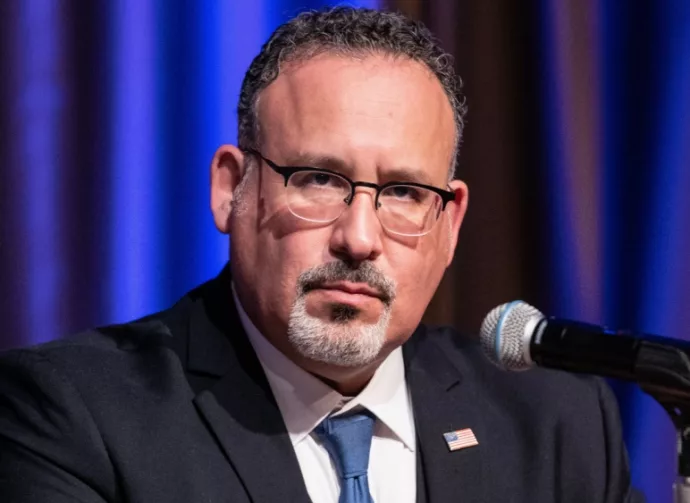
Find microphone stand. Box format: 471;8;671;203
651;401;690;503
635;342;690;503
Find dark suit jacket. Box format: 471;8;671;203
0;270;643;502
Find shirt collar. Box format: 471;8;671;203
232;283;415;452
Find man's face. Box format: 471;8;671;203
212;53;468;382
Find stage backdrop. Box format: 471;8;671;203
1;1;689;501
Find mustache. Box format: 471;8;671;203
297;261;397;306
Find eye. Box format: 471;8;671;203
306;172;333;186
293;171;340;188
289;171;350;194
387;185;424;201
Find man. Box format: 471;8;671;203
0;7;642;503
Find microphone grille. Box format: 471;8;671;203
480;301;544;370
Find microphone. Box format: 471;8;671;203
479;301;690;398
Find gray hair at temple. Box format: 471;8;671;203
236;7;467;180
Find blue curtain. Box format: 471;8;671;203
0;0;378;348
540;0;690;499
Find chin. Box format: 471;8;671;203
304;295;385;325
287;295;392;368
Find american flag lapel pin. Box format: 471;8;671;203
443;428;479;451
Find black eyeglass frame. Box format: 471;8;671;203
243;148;456;209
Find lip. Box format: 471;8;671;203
310;288;382;308
317;281;383;299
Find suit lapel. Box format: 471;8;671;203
192;382;310;503
404;327;490;503
415;441;429;503
173;270;311;503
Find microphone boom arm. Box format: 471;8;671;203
533;319;690;499
634;342;690;501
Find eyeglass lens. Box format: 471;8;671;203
285;170;443;236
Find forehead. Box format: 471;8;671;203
256;53;455;183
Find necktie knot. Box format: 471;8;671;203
314;411;376;502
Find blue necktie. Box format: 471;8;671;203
314;411;376;503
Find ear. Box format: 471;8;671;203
444;179;469;267
210;144;246;234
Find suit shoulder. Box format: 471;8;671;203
421;324;608;412
2;317;170;360
4;284;204;358
0;296;197;396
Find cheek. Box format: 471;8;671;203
389;230;448;289
254;227;333;304
394;258;442;308
386;238;449;326
276;228;334;272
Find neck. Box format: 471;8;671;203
318;369;376;396
300;353;387;396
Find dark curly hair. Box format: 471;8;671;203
237;7;466;179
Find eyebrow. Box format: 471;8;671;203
383;167;436;186
283;153;350;173
282;153;437;186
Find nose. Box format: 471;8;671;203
328;188;383;264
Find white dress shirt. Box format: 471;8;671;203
233;285;416;503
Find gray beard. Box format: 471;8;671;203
287;295;392;367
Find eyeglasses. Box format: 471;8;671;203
243;149;456;237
